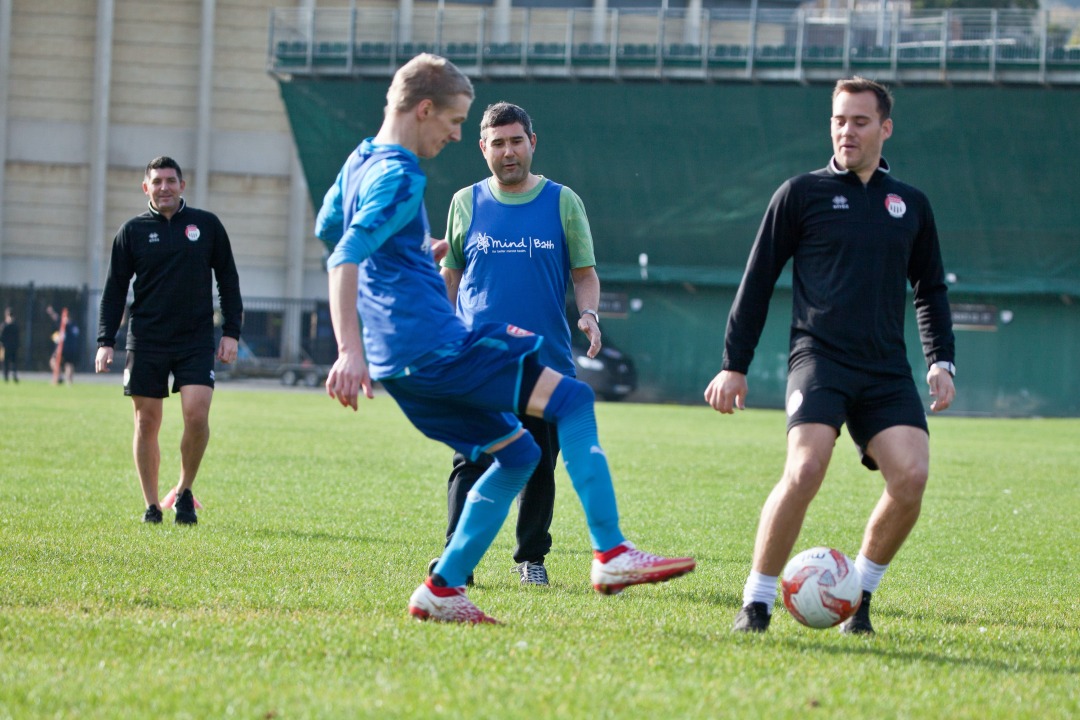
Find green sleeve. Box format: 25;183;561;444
560;186;596;269
441;187;473;270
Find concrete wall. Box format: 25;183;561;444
1;0;326;299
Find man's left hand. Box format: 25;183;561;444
927;365;956;412
577;315;602;358
217;336;239;364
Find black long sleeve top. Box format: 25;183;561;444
723;158;955;377
97;200;243;352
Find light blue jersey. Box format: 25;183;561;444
316;139;468;379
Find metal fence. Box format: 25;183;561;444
268;5;1080;85
0;283;337;377
0;283;92;376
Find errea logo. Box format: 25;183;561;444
832;196;849;210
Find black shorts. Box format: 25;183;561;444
785;353;928;471
124;349;215;398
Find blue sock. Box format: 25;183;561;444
543;378;624;551
434;433;540;587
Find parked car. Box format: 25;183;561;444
215;338;278;381
216;338;329;387
571;332;637;401
277;362;330;388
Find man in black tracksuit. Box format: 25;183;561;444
96;156;243;525
705;77;956;634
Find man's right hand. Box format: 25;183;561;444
94;346;114;373
704;370;747;414
431;238;449;264
325;350;374;411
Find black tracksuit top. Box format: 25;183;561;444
97;200;243;352
723;158;955;377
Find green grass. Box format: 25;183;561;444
1;379;1077;719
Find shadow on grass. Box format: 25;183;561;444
885;604;1076;634
765;633;1078;676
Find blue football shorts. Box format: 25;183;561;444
381;322;545;461
785;352;928;471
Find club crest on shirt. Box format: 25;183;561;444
885;194;907;219
506;325;534;338
185;225;201;242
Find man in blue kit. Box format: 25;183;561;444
705;77;956;635
434;102;603;588
316;54;694;624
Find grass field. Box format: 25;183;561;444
0;378;1077;719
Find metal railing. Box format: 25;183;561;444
268;5;1080;85
0;283;337;374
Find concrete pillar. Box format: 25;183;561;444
592;0;608;45
282;148;309;362
398;0;414;44
685;0;703;45
493;0;512;44
0;0;11;282
193;0;216;211
86;0;114;298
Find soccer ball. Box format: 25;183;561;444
781;547;863;629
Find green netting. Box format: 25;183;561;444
279;78;1080;415
281;79;1080;295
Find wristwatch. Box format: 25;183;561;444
580;308;599;324
932;360;956;377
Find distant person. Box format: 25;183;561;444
434;101;603;587
62;318;83;383
1;307;19;383
45;305;78;385
704;77;956;635
316;53;694;624
96;156;243;525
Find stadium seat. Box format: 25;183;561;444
528;42;566;63
485;42;523;63
353;41;386;63
663;43;702;66
314;42;348;67
275;40;307;68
